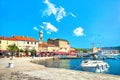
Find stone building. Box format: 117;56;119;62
38;42;58;52
38;30;74;53
38;38;71;53
47;38;70;52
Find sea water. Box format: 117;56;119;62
38;56;120;76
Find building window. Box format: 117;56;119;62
0;40;1;44
35;42;36;44
65;48;67;50
27;41;29;44
31;42;33;44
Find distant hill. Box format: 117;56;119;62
102;46;120;50
74;46;120;53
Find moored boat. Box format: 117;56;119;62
80;60;109;73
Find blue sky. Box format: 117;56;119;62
0;0;120;48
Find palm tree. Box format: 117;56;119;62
7;44;19;59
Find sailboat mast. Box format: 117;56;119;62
100;40;102;50
92;42;94;52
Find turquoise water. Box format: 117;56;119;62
38;57;120;76
69;58;120;75
104;59;120;75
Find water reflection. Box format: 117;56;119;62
33;58;120;75
36;59;70;69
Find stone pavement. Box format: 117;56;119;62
0;57;120;80
0;57;50;80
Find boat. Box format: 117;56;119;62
80;60;109;73
99;50;120;59
101;50;120;56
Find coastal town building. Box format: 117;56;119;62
47;38;70;52
0;30;75;55
93;47;101;53
92;42;101;53
38;42;58;52
38;30;73;53
0;36;38;52
38;39;75;54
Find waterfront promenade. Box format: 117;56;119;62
0;57;120;80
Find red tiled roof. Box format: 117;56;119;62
39;42;56;47
6;37;16;41
0;36;16;41
0;37;5;39
14;36;36;42
0;36;37;42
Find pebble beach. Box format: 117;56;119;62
0;57;120;80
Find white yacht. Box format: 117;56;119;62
80;60;109;73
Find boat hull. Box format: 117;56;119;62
81;66;96;72
81;66;109;73
80;60;109;73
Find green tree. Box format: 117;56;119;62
20;49;24;53
7;44;19;59
30;49;36;57
75;48;92;53
24;49;29;57
19;49;24;57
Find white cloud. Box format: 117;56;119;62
40;26;44;29
43;0;57;16
43;0;66;22
73;27;85;37
47;31;51;34
70;12;76;18
33;27;39;31
55;6;66;22
42;22;58;34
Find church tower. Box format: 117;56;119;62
39;30;43;44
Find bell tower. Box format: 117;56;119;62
39;30;43;44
